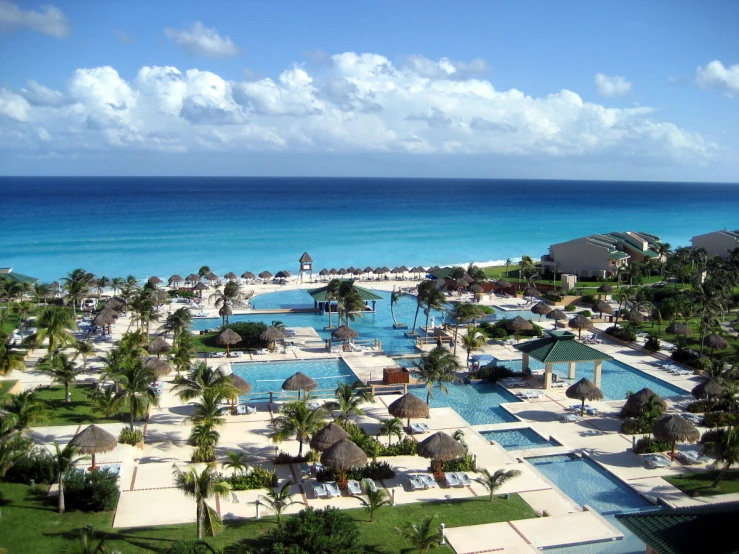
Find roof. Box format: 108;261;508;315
0;268;39;284
427;267;454;279
299;252;313;263
616;502;739;554
644;249;659;258
608;251;630;260
514;331;613;363
308;282;383;302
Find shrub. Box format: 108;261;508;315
605;326;636;342
472;364;513;382
580;310;592;318
581;295;596;306
435;454;476;472
259;507;360;554
686;400;714;414
168;290;195;299
478;305;496;315
226;321;268;349
633;436;672;454
620;417;652;435
564;304;576;312
274;451;309;465
165;540;212;554
490;327;509;339
118;427;143;445
700;429;724;445
316;461;395;482
64;468;120;512
4;445;55;484
225;465;278;490
380;438;417;456
644;335;661;352
703;411;736;428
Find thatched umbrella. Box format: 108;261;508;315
568;314;593;339
224;272;238;281
205;272;219;282
145;356;172;378
259;271;273;280
531;302;552;321
691;379;724;401
275;270;291;280
330;268;339;275
388;393;429;428
186;273;201;284
228;374;252;405
364;266;375;275
310;422;350;452
69;424;117;470
105;297;126;312
92;309;117;327
148;337;171;358
704;333;729;358
148;276;162;286
623;310;645;326
652;414;700;460
241;271;255;280
566;378;603;416
546;309;568;329
462;274;475;284
319;268;330;277
216;328;242;355
469;283;484;294
506;316;533;341
219;304;233;325
525;287;540;300
497;279;512;289
417;431;466;478
428;266;440;273
621;388;666;418
597;283;613;295
353;268;363;276
169;275;184;285
337;268;348;276
347;267;357;274
332;325;358;341
261;326;285;351
411;266;426;277
453;278;468;289
282;372;318;400
320;439;368;485
594;300;614;319
193;282;208;298
666;322;692;337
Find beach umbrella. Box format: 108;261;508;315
525;287;540;299
259;271;272;279
566;378;603;416
320;439;368;484
332;325;358;340
241;271;255;280
454;278;469;289
69;424;117;470
148;276;162;286
597;283;613;295
216;328;242;355
219;304;233;324
388;393;429;428
381;266;391;274
704;333;729;358
531;302;552;321
469;283;484;294
546;309;568;329
353;268;363;276
417;431;466;477
623;310;645;326
391;267;401;275
169;275;184;285
224;272;238;281
277;270;291;279
105;297;126;312
261;326;285;350
398;265;410;273
595;300;614;319
193;282;208;298
310;422;350;452
145;356;172;378
666;322;692;337
497;279;512;289
319;268;330;276
691;379;724;401
568;314;593;339
330;268;339;275
462;274;475;284
652;414;700;460
147;336;171;358
621;388;667;418
411;266;426;277
186;273;201;284
338;268;348;276
205;272;219;282
506;316;533;341
364;266;375;274
428;266;440;273
282;372;318;400
92;309;117;327
229;375;251;404
347;266;357;274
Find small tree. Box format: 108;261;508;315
396;515;443;553
474;468;522;502
258;480;304;526
376;417;403;446
356;478;391;521
172;462;235;540
52;441;83;513
222;450;248;475
702;426;739;488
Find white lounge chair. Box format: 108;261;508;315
419;474;437;488
457;472;473;486
676;450;709;465
408;476;426;491
325;481;341;497
307;401;322;410
312;482;328;498
561;413;583;423
445;472;463;487
642;453;673;469
313;462;324;475
680;412;703;425
298;463;311;478
362;479;378;493
236;404;247;415
347;479;362;495
245;405;257;415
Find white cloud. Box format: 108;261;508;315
0;0;69;38
695;60;739;96
594;73;632;97
667;75;684;84
164;22;240;58
0;53;720;166
402;55;489;78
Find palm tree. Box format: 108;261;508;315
112;357;159;431
474;468;522;502
357;478;391;521
504;258;512;278
39;353;82;404
111;277;125;297
163;307;193;345
172;362;232;402
95;276;111;299
26;305;77;354
12;301;33;341
31;282;51;307
396;515;442;553
209;281;242;326
52;441;83;513
0;343;25;378
63;275;90;317
189;421;220;462
71;340;95;372
222;450;249;474
412;281;436;335
461;325;486;368
324;279;341;328
271;400;328;457
449;303;485;356
187;389;227;426
169;332;196;376
390;288;404;327
326;381;374;422
702;426;739;488
376;417;403;446
2;391;50;430
172;462;235;540
258;480;304;526
86;386;122;418
411;347;461;405
423;286;447;338
69;527;107;554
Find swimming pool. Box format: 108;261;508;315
191;289;445;354
496;358;687;400
482;428;559;450
409;382;520;425
232;359;357;401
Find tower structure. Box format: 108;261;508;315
298;252;313;283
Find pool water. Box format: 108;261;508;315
497;358;687;400
482;428;558;450
409;382;520;425
232;358;357;401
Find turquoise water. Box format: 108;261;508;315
497;358;687;400
482;428;558;450
409;382;520;425
232;358;356;401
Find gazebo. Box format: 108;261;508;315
308;283;383;313
514;330;613;389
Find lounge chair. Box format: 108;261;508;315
410;423;427;434
642;453;673;469
408;476;426;491
236;404;247;415
457;472;473;486
246;405;257;415
312;482;328;498
325;481;342;497
586;407;599;416
298;463;311;478
552;381;566;388
363;479;378;493
445;472;463;487
313;462;324;475
680;412;703;425
561;413;583;423
676;450;709;465
307;401;322;410
419;474;437;488
347;479;362;495
99;463;121;477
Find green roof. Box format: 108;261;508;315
428;267;454;279
0;269;38;284
608;251;629;260
308;283;383;302
514;332;612;363
644;249;659;258
616;502;739;554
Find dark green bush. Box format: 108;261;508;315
564;304;576;312
4;444;55;484
686;400;714;414
580;310;592;318
258;507;360;554
316;461;395;482
64;468;120;512
226;321;268;349
274;451;309;464
118;428;143;445
700;429;724;444
605;326;636;342
581;295;596;306
703;411;736;428
620;417;652;435
433;454;476;472
168;290;195;299
225;465;277;490
165;540;212;554
633;436;672;454
472;364;513;382
644;335;661;352
380;438;417;456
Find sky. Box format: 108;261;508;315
0;0;737;181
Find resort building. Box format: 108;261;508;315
540;231;662;279
0;267;38;284
691;229;739;259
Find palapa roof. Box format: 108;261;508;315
531;302;553;316
364;266;375;273
597;283;613;293
186;273;200;282
411;266;426;273
320;438;368;470
666;322;691;336
568;314;593;330
259;271;273;279
704;333;728;350
515;332;612;363
169;274;184;283
224;272;238;280
92;310;117;326
652;414;699;443
69;424;117;454
692;379;724;400
148;276;162;285
241;271;255;279
622;388;667;417
623;309;645;325
282;372;317;392
388;393;429;419
205;272;219;281
310;422;350;452
308;283;383;302
506;316;533;332
193;282;208;291
260;326;285;341
417;431;466;462
275;270;291;279
566;378;604;402
469;283;484;293
595;300;614;314
299;252;313;263
230;375;251;394
145;357;172;377
546;309;568;321
148;337;171;354
332;325;358;340
524;287;540;297
105;297;126;311
216;328;242;345
616;501;739;554
319;268;330;276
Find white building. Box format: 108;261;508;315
691;229;739;259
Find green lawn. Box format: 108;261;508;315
632;317;737;362
191;332;228;353
0;482;536;553
32;384;129;427
665;470;739;497
0;380;19;399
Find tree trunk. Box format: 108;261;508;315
130;406;135;432
197;500;203;540
453;325;459;355
297;437;304;457
425;307;431;338
65;384;71;405
58;474;65;513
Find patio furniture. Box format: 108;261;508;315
307;401;322;410
347;479;363;495
445;472;463;487
313;462;324;475
641;453;673;469
457;472;473;486
676;450;709;465
298;462;311;478
410;422;431;434
312;482;328;498
364;479;378;492
408;475;426;491
561;413;583;423
325;481;342;497
419;474;437;488
236;405;247;415
246;405;257;414
680;413;703;425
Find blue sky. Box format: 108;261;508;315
0;0;737;181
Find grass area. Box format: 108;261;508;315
0;481;536;553
32;384;129;427
0;380;19;398
632;317;737;362
0;309;21;336
191;332;227;353
665;470;739;497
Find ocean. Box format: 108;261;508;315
0;177;737;282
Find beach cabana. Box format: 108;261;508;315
145;356;172;378
388;393;429;429
568;314;593;339
147;337;171;358
417;431;466;479
566;378;604;416
169;274;184;287
506;316;532;341
185;273;201;285
666;322;692;337
621;388;666;418
216;328;242;355
332;325;358;341
241;271;255;280
205;272;219;283
320;438;367;486
282;372;318;400
623;309;645;326
652;414;700;460
260;326;285;351
193;282;208;297
597;283;613;296
531;302;552;321
310;422;350;452
546;309;568;329
594;300;614;319
259;271;272;281
224;272;238;281
148;276;162;286
704;333;728;358
69;424;117;470
514;331;613;389
691;379;723;401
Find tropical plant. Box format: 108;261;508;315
258;479;304;526
461;325;486;367
52;441;83;513
324;279;341;329
390;288;404;327
0;433;32;478
2;390;50;430
222;450;249;474
172;462;235;540
71;340;95;371
172;362;232;402
449;302;486;355
189;422;220;462
411;347;462;404
325;381;374;422
702;425;739;488
356;478;391;521
264;506;360;554
423;286;447;338
163;307;193;344
170;332;197;376
396;515;443;553
474;468;522;502
39;352;82;404
111;357;159;431
271;401;328;457
67;527;107;554
25;305;77;354
412;281;436;334
0;343;25;377
187;389;227;426
376;417;403;446
209;282;242;326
